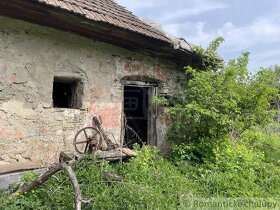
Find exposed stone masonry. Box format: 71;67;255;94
0;16;184;172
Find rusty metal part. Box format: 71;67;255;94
92;116;119;150
73;115;141;154
73;127;102;154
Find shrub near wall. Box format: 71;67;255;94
161;37;280;198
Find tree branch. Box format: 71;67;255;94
16;163;64;194
12;153;93;210
63;164;82;210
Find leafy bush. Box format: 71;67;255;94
158;38;278;144
157;37;280;199
0;146;195;210
240;125;280;166
172;135;280;198
167;137;219;163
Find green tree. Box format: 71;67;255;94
267;65;280;123
159;38;278;144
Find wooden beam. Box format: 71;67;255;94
0;0;194;66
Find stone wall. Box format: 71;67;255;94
0;16;184;171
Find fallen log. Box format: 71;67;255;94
13;154;92;210
12;148;137;209
94;149;126;161
64;164;92;210
94;148;137;161
15;162;66;194
118;148;138;157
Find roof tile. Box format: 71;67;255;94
35;0;170;43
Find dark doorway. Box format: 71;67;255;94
124;86;149;147
52;79;78;108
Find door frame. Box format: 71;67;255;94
122;80;158;146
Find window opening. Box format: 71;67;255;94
52;78;81;109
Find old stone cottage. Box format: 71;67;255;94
0;0;199;173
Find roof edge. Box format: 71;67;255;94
0;0;198;67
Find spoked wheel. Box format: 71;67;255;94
73;127;102;154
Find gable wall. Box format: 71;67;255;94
0;16;184;172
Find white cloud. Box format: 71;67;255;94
115;0;155;11
116;0;228;20
115;0;280;70
159;0;228;22
249;48;280;70
252;48;280;61
163;16;280;70
218;17;280;51
164;16;280;49
163;21;217;46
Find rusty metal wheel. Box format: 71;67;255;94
73;127;102;154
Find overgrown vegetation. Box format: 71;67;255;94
0;146;195;209
158;37;280;198
1;38;280;209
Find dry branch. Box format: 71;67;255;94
13;154;93;210
62;164;93;209
63;164;82;210
59;151;74;163
42;183;55;196
16;163;64;194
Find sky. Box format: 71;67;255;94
115;0;280;71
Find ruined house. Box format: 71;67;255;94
0;0;199;174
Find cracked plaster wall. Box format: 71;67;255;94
0;16;184;171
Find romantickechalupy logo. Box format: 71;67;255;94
179;197;279;209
